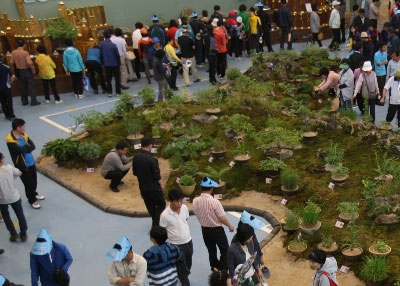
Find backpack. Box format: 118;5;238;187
140;42;152;55
150;25;165;44
318;272;339;286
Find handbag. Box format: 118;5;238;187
126;51;136;61
318;32;324;41
53;268;70;286
362;74;378;101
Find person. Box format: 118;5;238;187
314;68;340;97
214;20;228;79
227;223;261;286
106;236;147;286
208;26;219;85
138;28;153;84
35;45;62;104
361;31;374;63
153;49;168;102
143;226;181;286
387;51;400;81
349;42;364;71
329;1;341;51
353;61;379;122
359;0;370;18
226;10;240;58
278;0;292;50
248;8;261;54
257;2;273;53
369;0;379;29
352;8;370;33
111;28;130;90
132;22;144;80
101;141;132;193
310;4;322;47
0;273;24;286
0;152;28;242
63;39;85;99
167;20;179;49
339;0;346;43
0;54;16;121
337;59;354;110
387;28;399;58
10;39;40;106
178;26;200;86
85;44;107;95
201;15;211;62
211;5;223;23
190;12;204;65
164;36;181;90
100;30;122;97
148;37;162;66
381;69;400;126
238;4;250;56
374;42;388;99
309;249;339;286
350;4;359;25
30;229;73;286
160;189;193;286
192;177;235;271
132;137;166;226
150;15;166;46
6;118;45;209
354;61;365;113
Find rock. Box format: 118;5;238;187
306;165;325;174
327;116;337;130
160;122;173;131
385;174;394;183
71;131;89;141
375;213;399;225
205;108;221;115
393;145;400;155
280;149;293;160
192;114;218;124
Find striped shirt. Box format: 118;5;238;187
192;193;225;227
143;243;180;286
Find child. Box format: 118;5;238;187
35;45;62;104
0;54;16;120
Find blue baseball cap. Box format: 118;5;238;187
31;229;53;255
200;177;219;188
240;211;266;229
0;274;5;286
152;15;159;21
152;36;160;43
255;2;264;7
105;236;132;262
191;12;198;18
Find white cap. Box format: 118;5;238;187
362;61;373;72
236;16;243;23
332;1;340;6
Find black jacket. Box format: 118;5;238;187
352;15;370;32
6;131;36;171
132;150;162;194
278;6;292;27
190;19;203;36
257;9;272;31
349;51;364;71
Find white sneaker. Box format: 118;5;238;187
78;94;85;99
31;202;41;209
108;94;113;97
55;100;63;104
0;215;3;222
45;100;51;104
36;194;45;200
74;94;79;98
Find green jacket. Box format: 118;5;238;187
238;11;250;33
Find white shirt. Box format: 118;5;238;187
108;253;147;286
329;9;341;29
132;29;142;49
0;164;21;204
110;35;127;57
384;76;400;105
159;205;192;245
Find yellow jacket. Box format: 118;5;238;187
35;54;56;80
249;15;261;35
164;44;181;64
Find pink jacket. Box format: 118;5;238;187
317;71;339;91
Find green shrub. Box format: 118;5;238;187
162;136;208;160
259;158;287;172
266;117;284;127
285;210;299;229
296;94;311;102
152;126;161;137
332;165;349;177
197;166;230;182
219;114;254;135
340;109;357;121
78;142;101;160
74;110;108;130
41;139;78;162
282;97;295;108
45;17;77;39
281;168;299;190
168;95;184;104
113;93;136;115
300;200;320;227
361;256;388;282
342;220;361;250
140;86;155;105
374;241;388;253
226;68;242;81
337;202;359;219
321;233;335;248
184;124;201;136
180;175;195;186
181;161;198;175
324;142;344;166
170;155;183;169
124;113;143;135
165;88;174;100
296;105;311;118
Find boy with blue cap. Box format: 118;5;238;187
107;236;147;286
30;229;73;286
0;274;24;286
193;177;234;271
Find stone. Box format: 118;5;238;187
375;214;399;225
393;145;400;155
306;165;325;174
280;149;293;160
385;174;394;183
192;114;218;124
160;122;173;131
327;116;337;130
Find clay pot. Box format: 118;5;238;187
179;183;196;197
299;221;322;235
303;131;318;144
281;185;299;199
331;174;349;186
342;247;363;262
173;131;184;137
127;134;144;145
339;212;359;223
287;242;307;255
283;224;300;234
213;181;227;194
324;163;341;172
233;154;251;166
188;133;202;140
317;242;339;254
368;244;392;256
211;149;227;159
205;108;221;115
266;170;281;178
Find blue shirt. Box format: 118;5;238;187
17;137;34;167
374;51;387;76
99;39;120;67
86;48;101;64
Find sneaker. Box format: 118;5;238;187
22;102;29;106
55;100;63;104
10;233;19;242
121;85;130;90
31;102;41;106
45;100;51;104
31;202;41;209
193;79;201;83
36;194;45;200
108;94;113;98
74;94;79;98
110;187;120;192
78;94;85;99
0;249;4;255
20;234;28;242
118;181;124;186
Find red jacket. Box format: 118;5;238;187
214;28;227;53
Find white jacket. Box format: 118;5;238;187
329;9;341;29
337;68;355;100
0;164;21;205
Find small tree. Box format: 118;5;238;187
45;17;78;39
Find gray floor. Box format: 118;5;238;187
0;39;394;285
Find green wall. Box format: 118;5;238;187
2;0;256;28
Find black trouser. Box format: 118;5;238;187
104;169;129;188
141;190;166;226
201;226;229;270
377;75;386;96
386;103;400;125
229;36;240;57
203;36;210;63
208;55;217;83
359;97;376;122
329;28;341;50
133;49;141;79
340;18;346;42
261;28;273;51
85;60;106;92
370;19;377;29
195;39;204;65
279;26;292;49
238;39;244;56
105;66;121;95
356;93;364;113
249;34;259;52
216;53;227;78
0;199;27;237
20;165;38;204
176;240;193;286
312;33;322;47
70;71;83;95
18;69;37;104
42;78;60;101
167;65;178;89
0;88;15;118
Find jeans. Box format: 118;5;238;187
386;103;400;125
0;88;15;118
176;240;193;286
201;226;229;270
86;60;106;92
156;78;167;102
42;78;60;101
216;53;227;78
312;33;322;47
105;66;121;95
20;165;38;204
133;49;141;79
142;58;152;83
340;96;352;110
182;56;199;85
0;199;27;237
208;55;217;83
329;28;341;50
279;26;292;49
70;71;84;95
141;190;166;226
104;169;129;188
18;69;37;104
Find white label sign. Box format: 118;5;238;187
208;157;214;163
229;161;236;167
86;168;94;173
265;178;272;184
176;177;180;184
297;232;302;240
214;194;223;200
340;265;350;273
335;221;344;228
280;198;288;205
134;144;141;150
328;182;335;190
151;148;158;153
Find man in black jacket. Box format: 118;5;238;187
278;0;292;50
190;12;204;65
349;42;364;71
352;8;370;33
132;137;166;226
256;2;274;52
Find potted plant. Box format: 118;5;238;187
124;113;144;145
184;123;202;140
45;17;78;52
210;140;227;159
360;256;388;285
74;111;106;136
233;141;251;166
259;158;287;178
331;165;350;185
197;166;230;194
368;241;392;257
302;121;318;143
324;142;344;171
181;161;198;175
78;142;101;168
287;238;307;255
317;233;338;254
140;86;156;106
219;114;255;139
282;210;300;233
179;175;196;196
41;138;79;165
280;168;299;197
342;221;364;262
152;126;162;146
112;93;136;118
299;200;322;234
169;155;182;172
337;202;359;222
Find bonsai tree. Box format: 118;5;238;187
184;123;202;137
324;142;344;166
300;200;320;227
78;142;101;160
235;141;249;156
152;126;161;137
342;221;362;251
360;256;388;283
259;158;287;172
321;233;335;249
113;93;136;115
179;175;195;186
371;241;390;254
170;155;183;170
219;114;255;136
332;165;349;178
211;140;226;152
197;166;230;183
140;86;156;105
181;161;198;175
226;68;242;81
45;17;77;39
124;113;143;137
284;210;299;230
281;168;299;191
288;238;307;254
41;138;78;162
337;202;359;221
